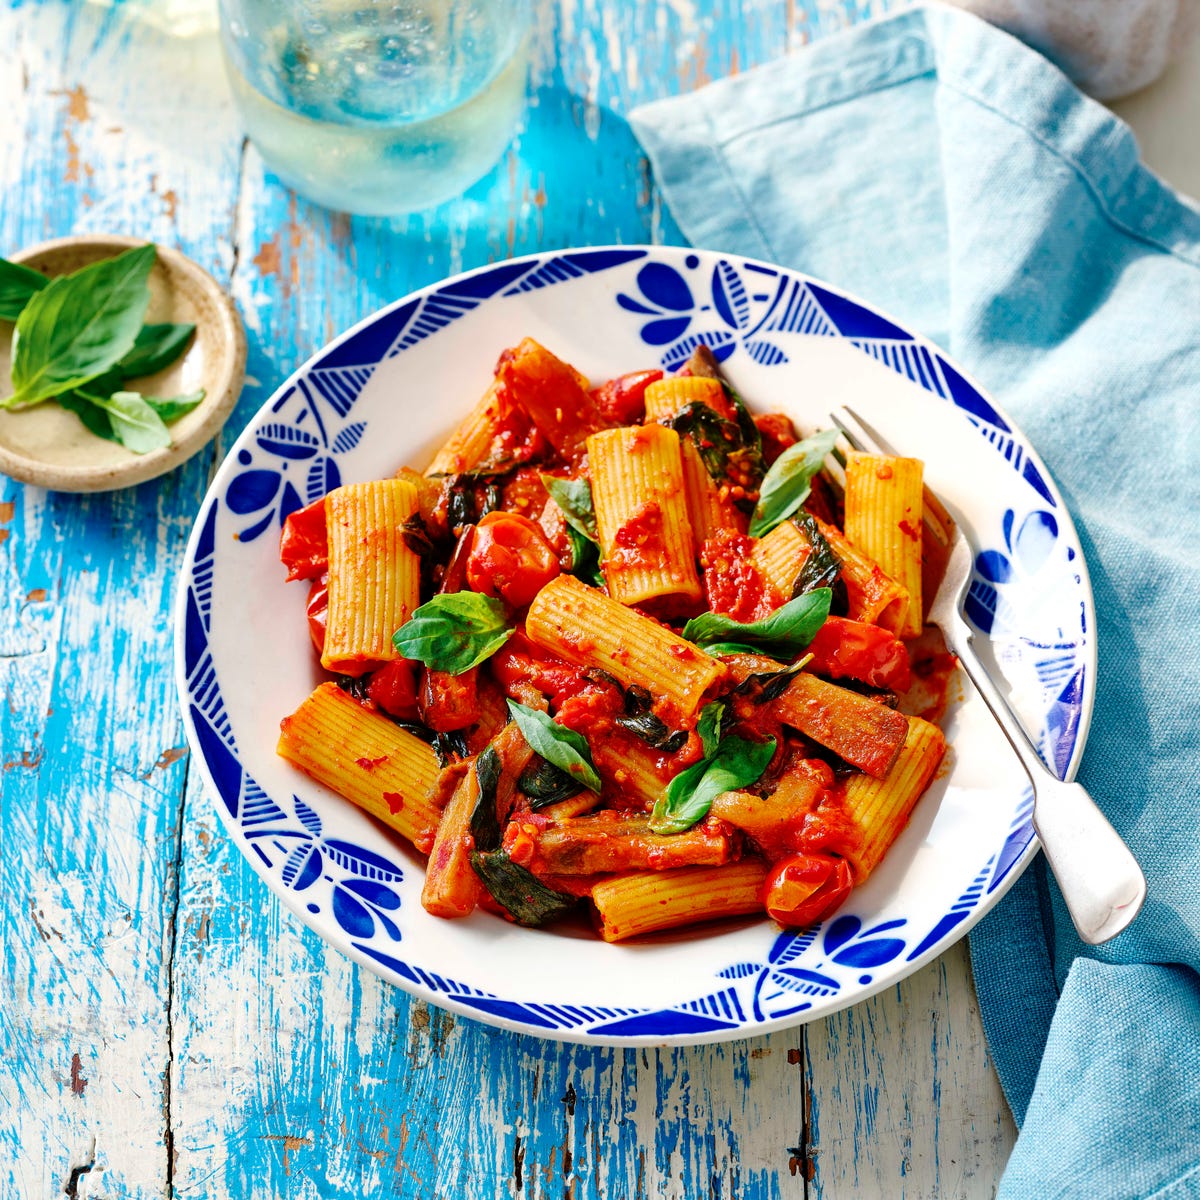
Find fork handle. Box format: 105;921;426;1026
948;618;1146;945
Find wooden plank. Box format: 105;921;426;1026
806;940;1017;1198
0;3;242;1195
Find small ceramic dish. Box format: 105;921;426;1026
0;233;246;492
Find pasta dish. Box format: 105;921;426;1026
274;338;948;941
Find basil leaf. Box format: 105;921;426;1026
566;526;605;588
668;402;744;480
518;757;582;808
507;700;602;794
541;474;598;542
683;589;832;659
77;389;171;454
749;429;840;537
142;389;205;423
650;735;776;835
392;592;513;674
468;744;504;851
0;258;49;321
58;391;117;442
3;244;156;410
696;700;725;758
469;850;578;926
790;510;843;594
117;322;195;378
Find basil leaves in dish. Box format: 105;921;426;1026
391;592;514;674
0;245;204;454
507;700;602;794
749;428;840;537
650;729;776;836
683;588;832;659
0;258;49;321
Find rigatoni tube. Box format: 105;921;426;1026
843;452;924;638
524;575;725;724
586;424;702;610
277;682;441;852
322;479;420;675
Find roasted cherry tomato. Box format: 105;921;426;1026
806;616;913;692
366;659;420;721
590;369;663;425
491;629;584;703
466;510;560;607
280;498;328;581
762;853;853;928
305;576;329;655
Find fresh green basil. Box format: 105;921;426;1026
3;244;156;410
117;322;196;378
58;391;116;441
507;700;602;794
650;734;776;835
749;429;840;537
0;258;49;321
75;389;170;454
469;850;578;926
392;592;513;674
566;525;605;588
683;588;831;660
142;389;205;423
541;474;598;542
696;700;725;758
58;384;204;451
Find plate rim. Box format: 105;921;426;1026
173;242;1095;1046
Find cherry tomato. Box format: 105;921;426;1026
466;510;560;607
590;369;663;425
762;853;853;928
280;498;328;581
305;576;329;655
366;659;420;721
806;616;913;691
491;629;584;703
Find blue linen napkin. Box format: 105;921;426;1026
631;6;1200;1194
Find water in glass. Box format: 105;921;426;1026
220;0;529;215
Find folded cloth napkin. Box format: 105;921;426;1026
631;6;1200;1195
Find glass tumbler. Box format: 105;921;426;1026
218;0;530;215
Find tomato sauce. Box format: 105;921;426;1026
609;502;667;573
700;531;777;621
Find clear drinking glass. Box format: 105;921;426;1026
218;0;530;215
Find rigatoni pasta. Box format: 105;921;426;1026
843;451;924;638
276;339;957;943
322;479;420;675
586;424;702;610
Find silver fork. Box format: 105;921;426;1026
831;406;1146;945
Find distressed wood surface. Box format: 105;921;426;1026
0;1;1016;1197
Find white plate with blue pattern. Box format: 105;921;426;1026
175;246;1094;1045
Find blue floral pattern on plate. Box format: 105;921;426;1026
176;246;1091;1044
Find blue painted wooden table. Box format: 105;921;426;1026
0;1;1017;1195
